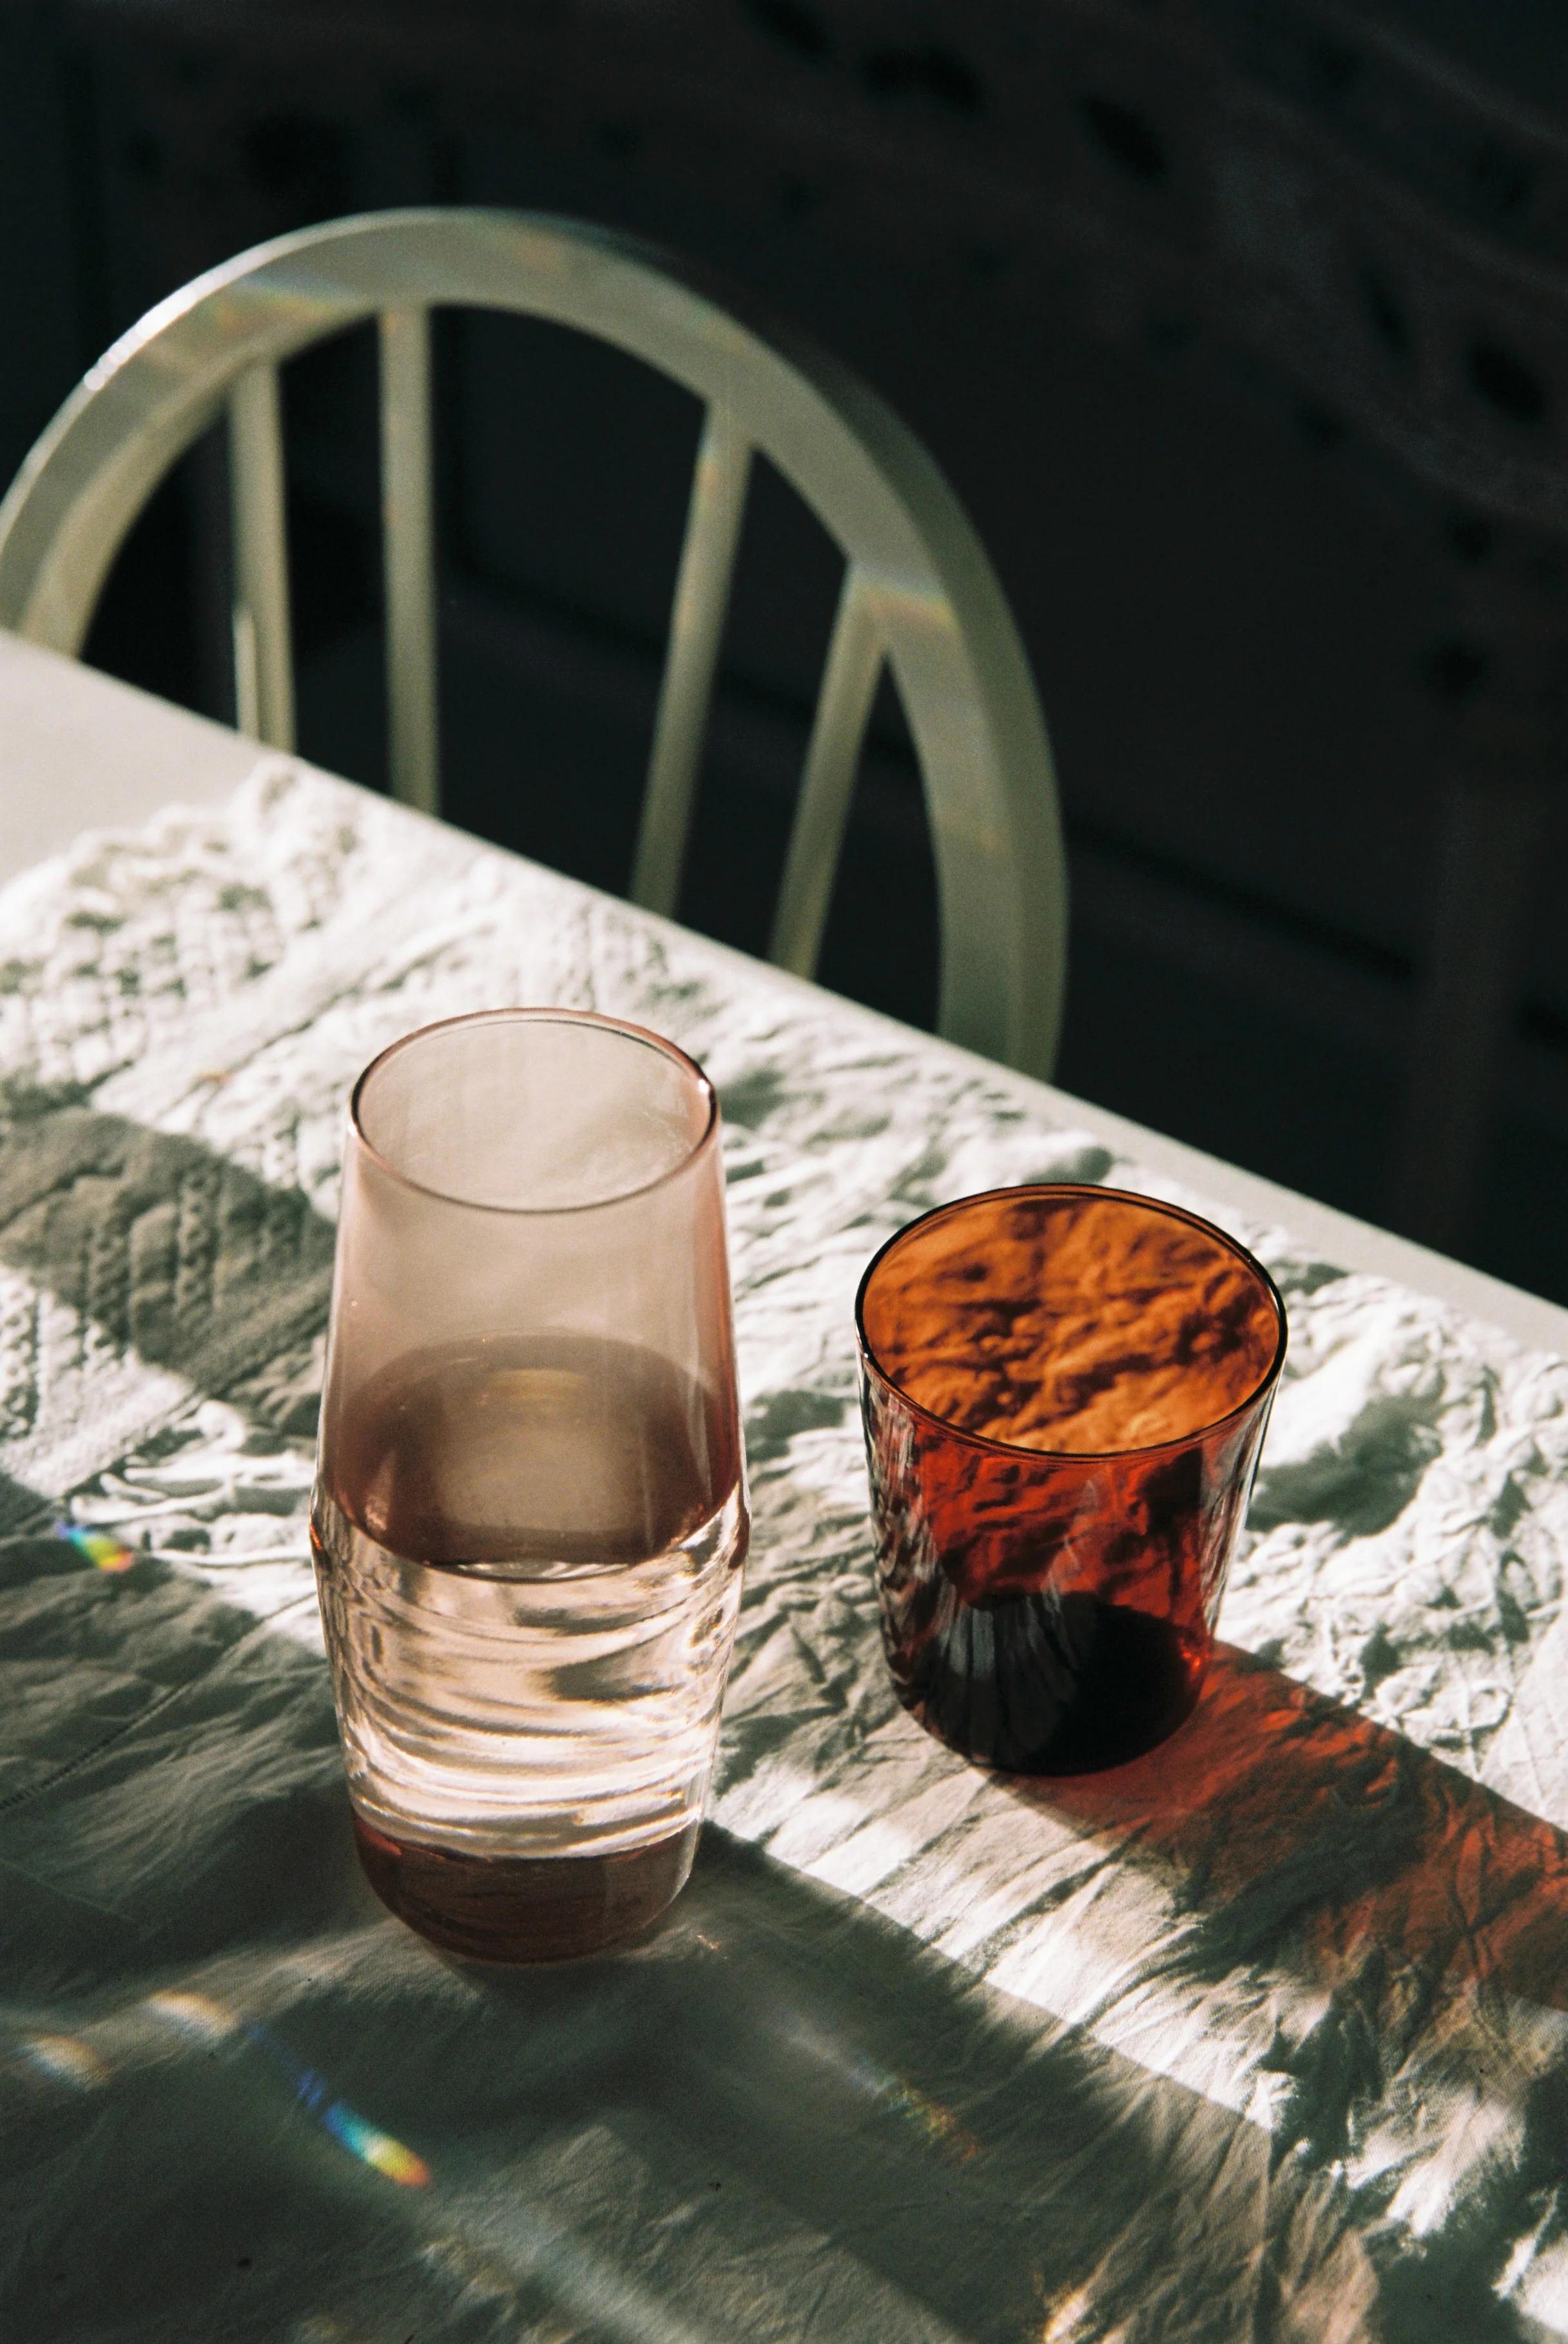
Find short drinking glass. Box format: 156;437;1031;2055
311;1009;749;1961
857;1184;1285;1774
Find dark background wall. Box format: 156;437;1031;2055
4;0;1567;1301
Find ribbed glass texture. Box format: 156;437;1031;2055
312;1009;748;1961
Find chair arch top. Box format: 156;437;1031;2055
0;208;1067;1075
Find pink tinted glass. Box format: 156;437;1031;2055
312;1009;748;1962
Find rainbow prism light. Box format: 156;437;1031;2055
144;1991;431;2187
20;2032;110;2089
320;2102;432;2187
242;2017;432;2189
56;1522;136;1573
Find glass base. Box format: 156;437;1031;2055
892;1595;1208;1775
352;1812;700;1962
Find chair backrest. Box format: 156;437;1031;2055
0;209;1067;1075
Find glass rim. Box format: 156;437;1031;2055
854;1181;1288;1463
348;1006;719;1218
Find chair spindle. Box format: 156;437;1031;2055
769;563;882;977
227;362;295;752
380;305;440;815
631;404;752;917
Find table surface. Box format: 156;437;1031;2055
5;630;1568;2341
8;632;1565;1360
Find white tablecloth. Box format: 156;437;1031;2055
5;762;1568;2341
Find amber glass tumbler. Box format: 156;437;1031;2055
856;1185;1285;1774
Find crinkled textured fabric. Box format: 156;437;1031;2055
2;764;1567;2341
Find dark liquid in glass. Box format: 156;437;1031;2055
347;1812;701;1965
313;1333;744;1962
891;1587;1207;1776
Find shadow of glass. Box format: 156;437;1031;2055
1008;1643;1568;2024
0;1540;1377;2344
1002;1642;1568;2339
452;1825;1379;2343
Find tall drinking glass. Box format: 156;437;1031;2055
311;1009;748;1962
857;1185;1284;1775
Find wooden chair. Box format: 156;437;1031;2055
0;209;1067;1075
